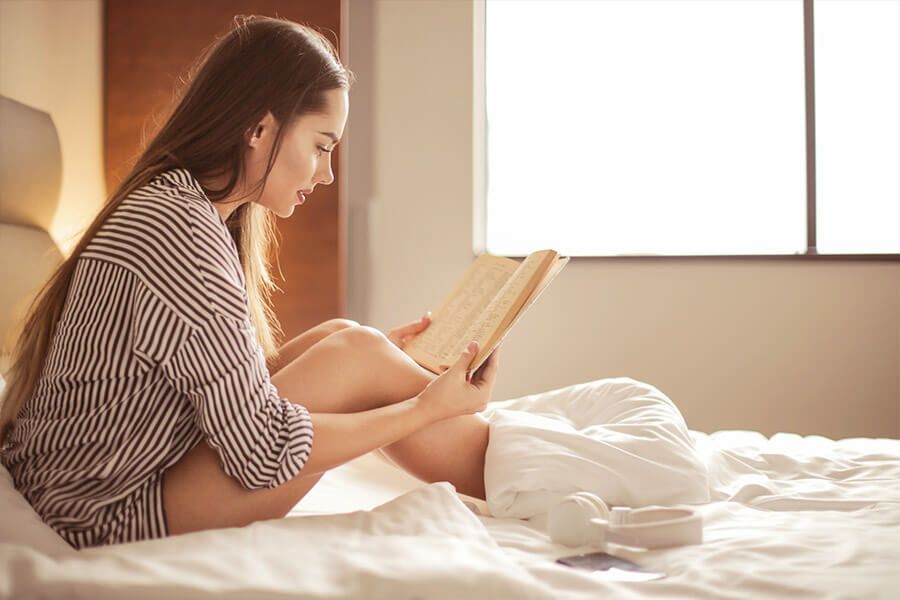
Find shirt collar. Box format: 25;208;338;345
157;167;209;200
156;168;229;225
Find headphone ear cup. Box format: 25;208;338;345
547;493;609;547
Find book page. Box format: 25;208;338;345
457;250;556;364
510;255;570;325
472;255;570;370
404;254;519;370
467;250;569;370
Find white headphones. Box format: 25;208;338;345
547;492;703;549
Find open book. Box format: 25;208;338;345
404;249;570;375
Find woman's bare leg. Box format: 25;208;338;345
163;325;491;534
265;318;360;376
374;364;490;501
269;326;490;499
162;439;327;533
264;319;404;469
381;413;491;499
263;318;488;494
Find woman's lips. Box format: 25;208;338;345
296;191;306;205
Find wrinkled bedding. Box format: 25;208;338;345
2;482;555;600
482;377;711;519
473;426;900;599
2;376;899;599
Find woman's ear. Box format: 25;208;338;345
245;111;276;148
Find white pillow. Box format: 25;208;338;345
0;372;74;556
482;377;711;519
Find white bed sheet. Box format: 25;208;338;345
297;429;900;599
3;373;899;598
3;480;555;600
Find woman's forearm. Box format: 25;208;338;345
301;396;437;476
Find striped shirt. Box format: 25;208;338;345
0;168;314;549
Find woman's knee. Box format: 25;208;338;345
332;325;430;373
327;324;390;353
321;318;360;335
329;326;431;392
271;324;428;414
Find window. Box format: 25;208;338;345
482;0;900;258
815;0;900;254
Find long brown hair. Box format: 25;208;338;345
0;15;354;443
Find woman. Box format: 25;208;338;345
0;15;499;549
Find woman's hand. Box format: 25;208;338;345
417;341;501;421
386;311;432;351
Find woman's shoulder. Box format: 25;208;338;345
80;168;247;326
117;168;223;235
83;168;222;250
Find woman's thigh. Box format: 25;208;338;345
162;438;326;534
270;325;434;413
162;325;434;535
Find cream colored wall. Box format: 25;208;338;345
0;0;105;257
3;0;896;439
348;0;900;439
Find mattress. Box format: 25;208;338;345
2;380;899;598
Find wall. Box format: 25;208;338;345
0;0;106;257
3;0;897;439
347;0;900;439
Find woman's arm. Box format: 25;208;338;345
301;396;437;476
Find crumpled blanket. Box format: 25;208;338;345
0;481;557;600
482;377;710;519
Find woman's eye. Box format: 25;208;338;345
316;146;331;156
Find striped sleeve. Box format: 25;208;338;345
160;307;314;490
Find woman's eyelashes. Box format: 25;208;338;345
316;145;333;156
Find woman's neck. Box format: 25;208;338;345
196;171;251;222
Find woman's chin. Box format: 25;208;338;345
273;204;296;219
258;197;300;218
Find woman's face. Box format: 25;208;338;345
246;87;349;218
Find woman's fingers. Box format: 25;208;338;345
455;341;478;374
436;342;474;375
471;345;500;387
388;313;432;348
393;313;432;337
392;324;417;338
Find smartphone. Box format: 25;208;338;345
555;552;665;581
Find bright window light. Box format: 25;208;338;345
485;0;808;256
815;0;900;254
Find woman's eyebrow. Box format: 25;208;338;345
318;131;340;144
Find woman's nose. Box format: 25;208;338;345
317;162;334;186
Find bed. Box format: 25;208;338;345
2;95;899;599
